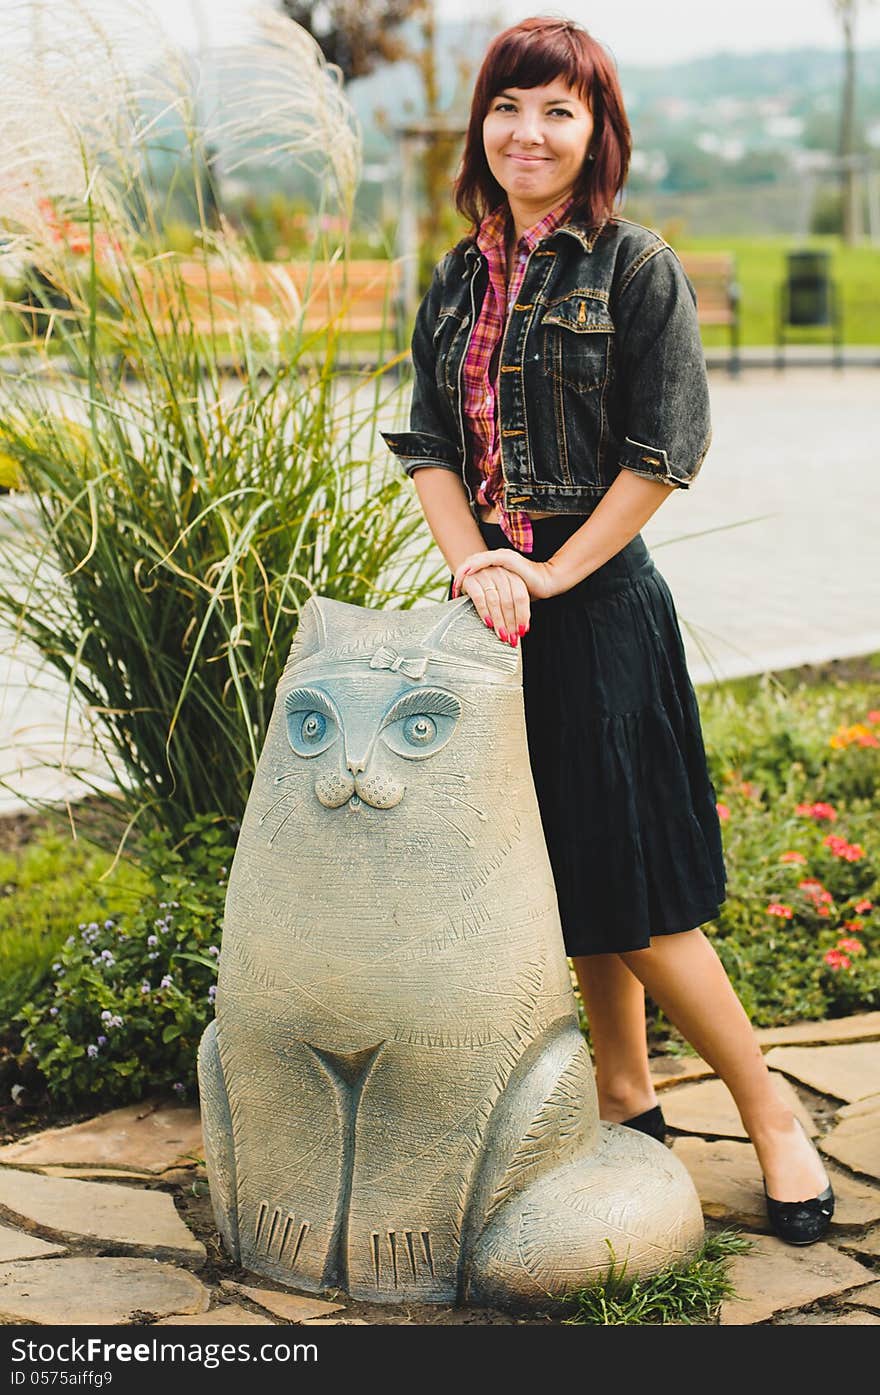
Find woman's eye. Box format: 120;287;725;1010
404;714;437;746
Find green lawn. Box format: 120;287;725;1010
673;235;880;348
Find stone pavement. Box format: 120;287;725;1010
0;1013;878;1326
2;366;878;815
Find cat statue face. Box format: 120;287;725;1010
198;595;703;1311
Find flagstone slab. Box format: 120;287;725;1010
840;1227;880;1258
158;1305;274;1326
845;1280;880;1311
662;1072;816;1139
0;1168;205;1263
838;1093;880;1119
672;1137;880;1230
0;1257;209;1325
753;1013;880;1048
763;1043;880;1103
0;1222;67;1262
719;1235;876;1325
649;1055;715;1091
784;1309;880;1325
219;1281;344;1322
820;1108;880;1182
0;1103;202;1175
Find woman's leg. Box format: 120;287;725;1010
571;952;658;1122
620;929;829;1201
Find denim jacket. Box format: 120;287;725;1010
380;215;711;519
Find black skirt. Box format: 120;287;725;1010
447;516;727;957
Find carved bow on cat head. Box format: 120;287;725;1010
281;594;520;689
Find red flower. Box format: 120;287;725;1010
836;937;865;955
823;835;865;863
866;710;880;725
780;851;807;864
716;802;731;822
843;919;864;933
823;949;852;971
795;801;837;821
766;902;794;919
854;899;873;914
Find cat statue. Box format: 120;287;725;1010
198;593;704;1311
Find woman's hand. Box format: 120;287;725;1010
450;548;560;643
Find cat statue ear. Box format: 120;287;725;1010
419;595;520;678
281;594;327;677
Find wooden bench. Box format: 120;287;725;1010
678;251;741;373
133;256;404;352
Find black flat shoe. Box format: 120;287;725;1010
620;1104;667;1143
763;1179;834;1245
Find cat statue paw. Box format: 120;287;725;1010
198;594;703;1311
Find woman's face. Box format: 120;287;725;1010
482;78;594;220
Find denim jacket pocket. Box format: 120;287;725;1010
541;292;615;394
432;306;470;398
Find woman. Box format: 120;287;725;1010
380;15;833;1245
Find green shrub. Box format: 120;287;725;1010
15;814;234;1109
681;677;880;1035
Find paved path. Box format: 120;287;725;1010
1;367;877;813
0;1013;878;1325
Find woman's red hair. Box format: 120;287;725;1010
454;15;631;233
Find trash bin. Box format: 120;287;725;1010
785;250;833;326
776;248;843;368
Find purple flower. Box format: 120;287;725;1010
104;919;115;929
208;984;217;1003
140;981;151;995
97;1034;107;1047
49;1006;59;1017
147;935;159;948
99;950;115;967
147;951;159;960
101;1010;112;1022
160;974;173;989
87;1043;99;1058
52;962;62;972
208;945;220;957
172;1082;185;1096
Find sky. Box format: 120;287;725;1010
3;0;880;68
149;0;880;66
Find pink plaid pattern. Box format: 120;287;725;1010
463;194;574;554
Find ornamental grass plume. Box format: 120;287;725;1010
0;1;440;851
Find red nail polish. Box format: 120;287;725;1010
518;623;526;636
498;628;507;641
485;616;494;628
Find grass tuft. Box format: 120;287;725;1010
559;1229;752;1326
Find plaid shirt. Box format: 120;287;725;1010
463;194;575;554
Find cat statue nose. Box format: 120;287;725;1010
198;593;703;1312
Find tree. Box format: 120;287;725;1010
830;0;875;242
277;0;422;80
